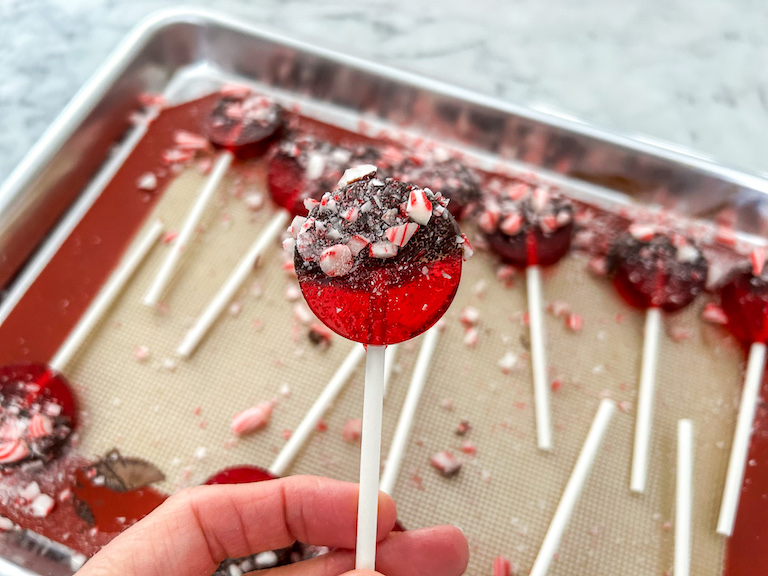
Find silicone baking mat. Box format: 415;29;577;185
60;161;741;575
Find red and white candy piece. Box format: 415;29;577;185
320;245;354;277
0;439;29;464
406;189;433;225
231;402;274;436
27;413;54;439
384;223;420;247
430;450;461;477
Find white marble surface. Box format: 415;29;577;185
1;0;768;183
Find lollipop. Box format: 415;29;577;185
483;182;574;451
716;253;768;536
143;89;283;307
607;226;708;493
268;134;381;218
291;165;466;570
0;221;163;468
393;147;481;221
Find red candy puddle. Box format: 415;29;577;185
0;89;761;574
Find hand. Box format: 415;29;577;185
75;475;468;576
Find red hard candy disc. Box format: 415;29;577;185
608;229;708;313
719;263;768;346
483;183;574;268
205;92;284;159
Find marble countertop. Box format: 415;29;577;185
1;0;768;183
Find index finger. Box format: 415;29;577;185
77;475;397;576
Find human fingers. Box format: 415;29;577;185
254;525;468;576
76;475;397;576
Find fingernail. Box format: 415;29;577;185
452;524;465;535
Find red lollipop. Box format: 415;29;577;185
143;88;284;308
716;250;768;536
482;182;574;452
268;134;381;218
0;221;164;470
291;165;468;570
606;225;708;494
393;147;481;221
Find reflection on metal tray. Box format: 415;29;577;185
1;7;768;576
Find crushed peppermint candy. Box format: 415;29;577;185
291;168;463;279
460;306;480;327
492;555;513;576
430;450;462;477
702;303;729;325
29;494;55;518
231;402;274;436
342;418;363;443
497;352;518;374
137;172;158;191
565;313;584;332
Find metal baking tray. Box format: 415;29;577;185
2;7;768;575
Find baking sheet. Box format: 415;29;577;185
2;8;767;575
61;160;741;575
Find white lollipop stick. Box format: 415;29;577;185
380;329;439;495
717;341;767;536
381;343;399;398
356;344;386;570
177;210;290;358
676;419;694;576
269;344;365;476
527;265;552;451
143;151;233;307
630;306;662;493
529;399;615;576
49;220;164;373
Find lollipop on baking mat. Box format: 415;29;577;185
143;89;283;307
0;221;163;469
292;165;467;570
607;226;708;493
483;182;574;451
393;147;481;221
716;250;768;536
268;134;382;218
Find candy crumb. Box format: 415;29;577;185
565;313;584;332
547;301;570;317
30;494;55;518
492;555;513;576
701;303;728;325
0;517;15;531
342;418;363;443
497;352;518;374
460;440;477;455
137;172;157;191
231;402;274;436
430;451;462;477
133;345;150;362
455;420;472;436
